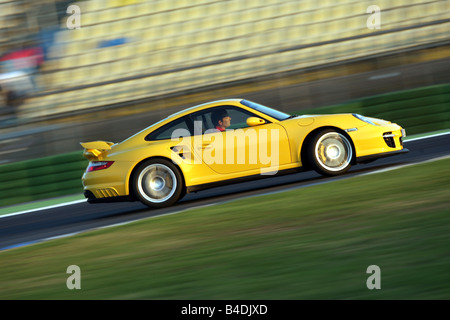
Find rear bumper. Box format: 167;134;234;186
82;160;134;203
84;190;134;204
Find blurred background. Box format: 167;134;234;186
0;0;449;165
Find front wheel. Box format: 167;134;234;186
132;159;184;208
306;129;354;176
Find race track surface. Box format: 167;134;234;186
0;133;449;251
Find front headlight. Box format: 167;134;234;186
352;114;378;126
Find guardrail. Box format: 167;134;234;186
0;83;449;207
296;83;450;136
0;151;86;207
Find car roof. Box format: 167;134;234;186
163;98;244;120
127;99;244;139
119;98;281;144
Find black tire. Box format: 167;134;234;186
132;158;184;208
306;129;353;176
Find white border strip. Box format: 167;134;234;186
0;199;86;218
404;130;450;142
360;155;450;176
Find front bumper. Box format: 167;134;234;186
351;124;409;163
348;121;407;158
356;148;409;163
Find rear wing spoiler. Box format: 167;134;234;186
80;141;114;160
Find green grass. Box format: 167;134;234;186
0;158;449;300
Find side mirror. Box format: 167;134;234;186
246;117;266;127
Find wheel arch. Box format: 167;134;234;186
300;126;357;169
127;156;186;199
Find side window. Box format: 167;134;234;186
145;116;191;141
226;107;258;130
189;112;211;135
191;106;263;133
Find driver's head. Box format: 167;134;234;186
211;109;231;129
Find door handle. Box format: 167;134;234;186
197;144;213;149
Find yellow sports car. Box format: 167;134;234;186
81;99;408;208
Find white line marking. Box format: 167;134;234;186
369;72;400;80
0;147;28;155
404;130;450;142
0;138;22;144
0;199;86;218
360;155;450;176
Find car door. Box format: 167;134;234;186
190;105;291;175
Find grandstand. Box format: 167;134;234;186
1;0;449;120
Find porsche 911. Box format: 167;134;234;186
81;99;408;207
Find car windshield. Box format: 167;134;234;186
241;99;291;121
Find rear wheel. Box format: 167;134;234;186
307;129;353;176
132;159;184;208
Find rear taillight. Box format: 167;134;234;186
87;161;114;172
